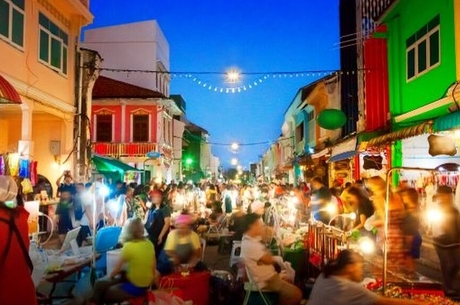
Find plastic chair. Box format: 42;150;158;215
95;226;122;274
81;226;122;278
230;240;241;268
205;214;229;240
243;266;279;305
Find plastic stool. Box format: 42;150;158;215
230;240;242;267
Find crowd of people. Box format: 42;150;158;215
1;169;459;304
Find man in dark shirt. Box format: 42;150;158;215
56;170;76;197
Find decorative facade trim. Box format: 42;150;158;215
37;0;71;28
130;108;151;115
94;107;115;115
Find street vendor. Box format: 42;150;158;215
241;213;302;305
309;176;332;223
157;213;206;275
308;250;425;305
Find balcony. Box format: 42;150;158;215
93;142;158;159
296;140;305;154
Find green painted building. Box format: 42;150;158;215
380;0;459;169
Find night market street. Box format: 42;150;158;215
2;1;460;305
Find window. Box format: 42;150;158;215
133;115;149;142
0;0;25;48
38;12;68;75
96;115;112;142
296;122;304;142
406;15;440;80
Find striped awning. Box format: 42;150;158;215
367;121;433;148
433;111;460;132
0;74;21;104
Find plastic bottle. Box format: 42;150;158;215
28;240;40;266
38;248;48;267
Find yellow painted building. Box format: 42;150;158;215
0;0;92;195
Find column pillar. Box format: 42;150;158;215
62;117;74;171
18;100;34;159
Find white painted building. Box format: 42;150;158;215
83;20;170;97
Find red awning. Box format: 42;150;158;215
0;74;21;104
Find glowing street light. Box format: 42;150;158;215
226;69;241;83
231;158;238;166
231;142;239;151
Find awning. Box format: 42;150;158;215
329;136;357;162
311;148;330;159
367;121;433;148
0;74;22;104
433;111;460;132
92;154;142;173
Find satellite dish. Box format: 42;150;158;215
317;109;347;130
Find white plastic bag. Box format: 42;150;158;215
282;261;295;283
148;290;186;305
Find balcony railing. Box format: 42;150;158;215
93;142;158;158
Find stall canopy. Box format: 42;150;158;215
329;136;357;162
433;111;460;132
328;132;381;163
92;154;142;181
367;121;433;148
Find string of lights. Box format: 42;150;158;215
177;133;294;147
87;66;369;76
87;65;370;93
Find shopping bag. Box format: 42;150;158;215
147;289;186;305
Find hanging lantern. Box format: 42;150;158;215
316;108;347;130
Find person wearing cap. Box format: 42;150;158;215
432;185;460;296
241;213;302;305
0;176;38;305
145;189;171;259
158;213;205;275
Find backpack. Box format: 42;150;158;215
0;211;34;274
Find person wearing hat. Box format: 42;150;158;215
241;213;302;305
157;213;205;275
432;185;460;296
145;189;171;259
0;176;38;305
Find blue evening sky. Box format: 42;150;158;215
85;0;340;169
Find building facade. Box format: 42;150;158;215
0;0;93;194
91;76;181;183
83;20;170;97
366;0;460;175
